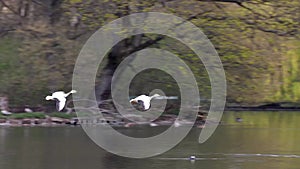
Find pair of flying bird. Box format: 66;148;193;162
45;90;160;111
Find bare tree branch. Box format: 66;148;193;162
126;9;213;55
0;0;19;15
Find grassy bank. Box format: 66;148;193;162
0;112;77;119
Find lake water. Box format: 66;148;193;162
1;111;300;169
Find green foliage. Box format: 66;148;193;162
69;0;83;4
273;42;300;102
10;112;46;119
0;0;299;107
0;114;7;119
0;37;23;97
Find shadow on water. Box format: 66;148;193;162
1;111;300;169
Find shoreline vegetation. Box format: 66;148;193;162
0;112;78;127
0;111;208;127
225;102;300;111
1;102;300;127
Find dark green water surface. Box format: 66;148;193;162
1;111;300;169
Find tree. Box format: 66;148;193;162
63;0;299;104
0;0;299;106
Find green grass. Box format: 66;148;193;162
0;112;77;119
49;112;77;119
10;112;46;119
0;114;7;119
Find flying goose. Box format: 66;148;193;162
45;90;77;111
130;94;160;110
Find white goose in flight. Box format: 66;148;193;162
45;90;77;111
130;94;160;110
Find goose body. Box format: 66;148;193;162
24;108;33;113
174;121;181;127
130;94;160;110
149;122;159;127
1;110;12;115
45;90;76;111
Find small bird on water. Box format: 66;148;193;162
45;90;77;111
189;155;196;161
130;94;160;110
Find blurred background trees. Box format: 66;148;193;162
0;0;299;107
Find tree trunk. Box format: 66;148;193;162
0;97;8;111
95;34;144;102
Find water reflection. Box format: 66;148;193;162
0;112;300;169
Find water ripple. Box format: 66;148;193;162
156;153;300;161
